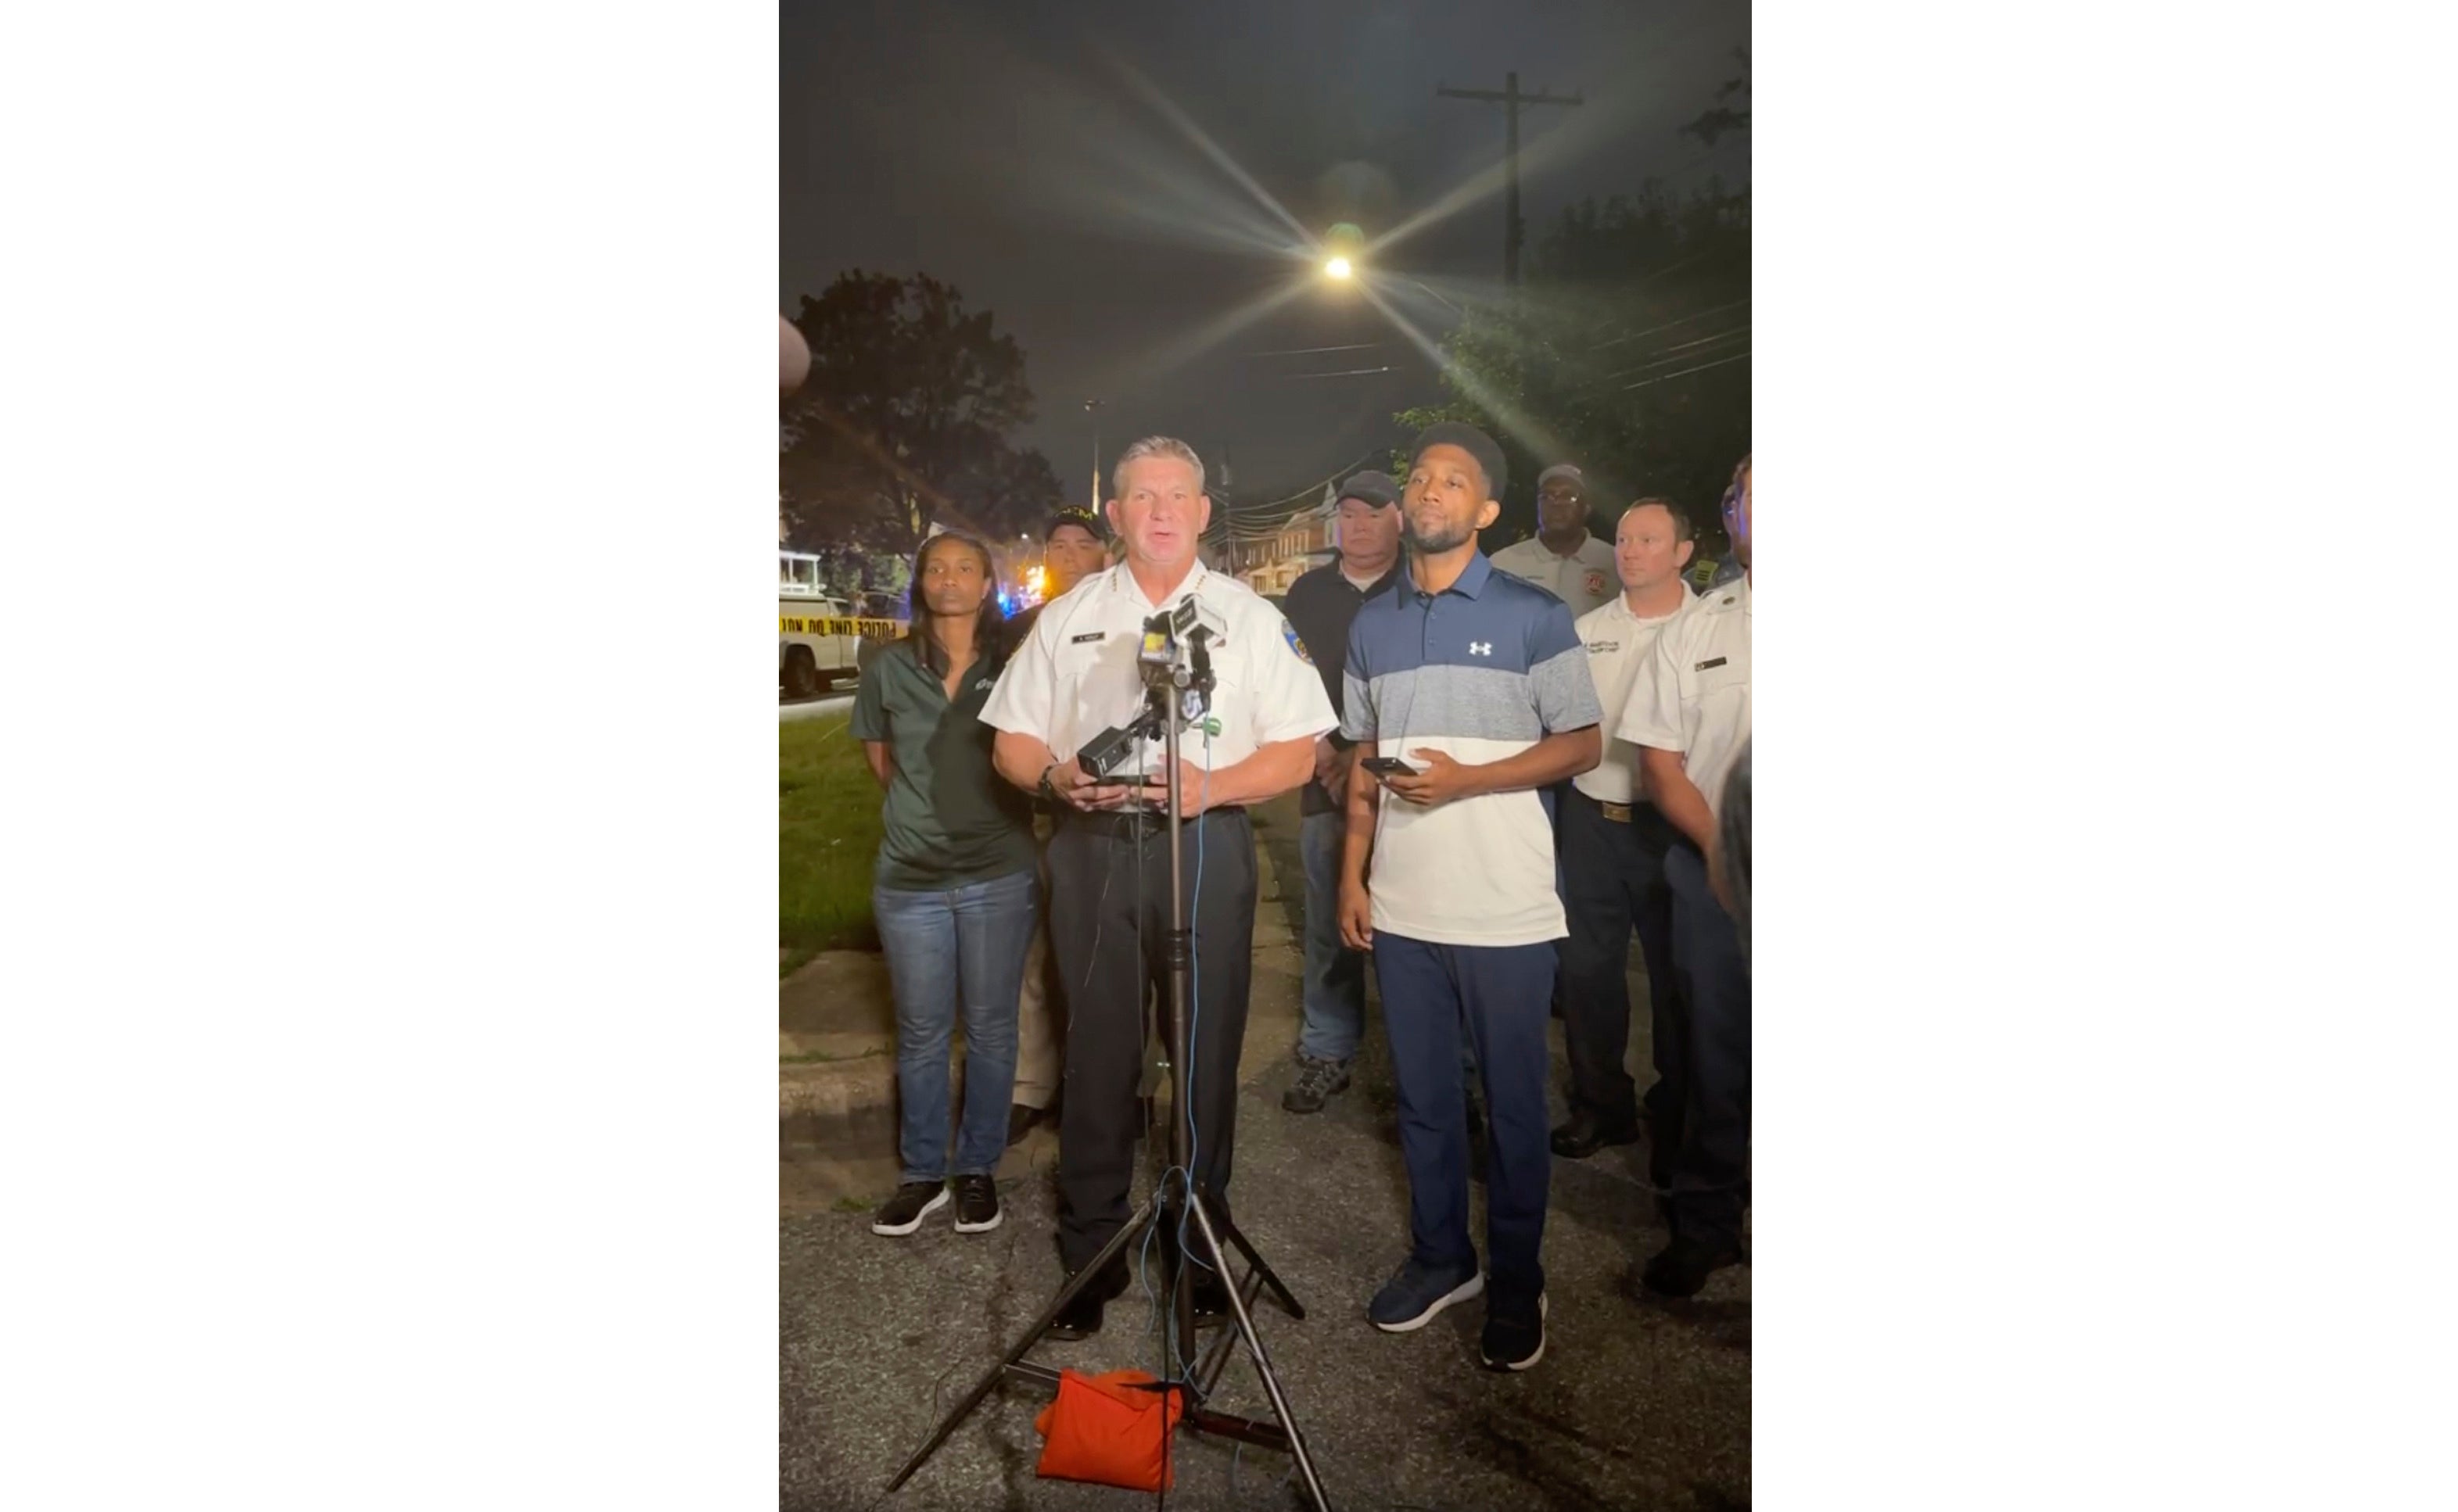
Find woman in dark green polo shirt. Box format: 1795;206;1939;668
850;533;1039;1238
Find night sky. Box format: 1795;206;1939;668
781;0;1749;510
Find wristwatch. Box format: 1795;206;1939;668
1037;762;1061;802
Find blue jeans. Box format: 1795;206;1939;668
1372;932;1557;1301
1297;809;1368;1062
873;867;1039;1184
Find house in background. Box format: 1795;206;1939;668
1226;481;1341;597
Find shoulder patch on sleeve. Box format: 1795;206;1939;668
1281;618;1312;665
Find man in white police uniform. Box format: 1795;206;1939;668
982;435;1337;1339
1489;463;1618;620
1491;461;1620;1030
1621;454;1752;1298
1554;499;1699;1177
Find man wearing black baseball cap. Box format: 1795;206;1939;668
1491;462;1618;620
1279;468;1407;1113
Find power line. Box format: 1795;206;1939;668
1617;349;1750;392
1202;450;1380;541
1278;366;1394;381
1590;298;1752;351
1247;342;1383;359
1207;450;1380;518
1595;326;1749;382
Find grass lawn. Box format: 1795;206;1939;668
780;711;883;976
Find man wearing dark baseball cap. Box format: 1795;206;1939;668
1492;461;1617;620
1279;468;1407;1113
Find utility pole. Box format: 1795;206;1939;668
1436;73;1583;286
1084;398;1105;512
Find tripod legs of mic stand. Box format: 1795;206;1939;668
879;1201;1152;1495
1184;1189;1331;1510
881;1181;1333;1510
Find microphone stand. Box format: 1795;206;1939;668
885;627;1332;1510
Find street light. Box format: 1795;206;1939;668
1319;245;1462;317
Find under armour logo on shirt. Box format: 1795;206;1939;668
1469;642;1493;656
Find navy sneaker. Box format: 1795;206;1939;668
1369;1258;1484;1333
1479;1291;1548;1371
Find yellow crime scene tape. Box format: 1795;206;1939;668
778;615;905;638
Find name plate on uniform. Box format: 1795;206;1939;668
1601;801;1633;823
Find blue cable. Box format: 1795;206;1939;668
1179;734;1211;1276
1155;734;1212;1392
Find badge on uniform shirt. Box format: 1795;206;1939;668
1281;618;1312;665
1583;570;1608;599
1587;640;1620;654
1696;656;1728;671
1071;631;1107;644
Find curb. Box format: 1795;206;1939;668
778;808;1298;1123
779;1055;896;1124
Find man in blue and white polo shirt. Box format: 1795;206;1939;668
1337;421;1603;1373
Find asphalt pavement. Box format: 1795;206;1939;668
780;798;1749;1512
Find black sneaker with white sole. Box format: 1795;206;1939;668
951;1173;1002;1233
870;1181;949;1236
1368;1258;1485;1332
1480;1291;1547;1371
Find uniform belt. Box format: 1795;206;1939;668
1572;788;1659;828
1064;805;1247;838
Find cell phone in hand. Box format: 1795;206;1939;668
1361;756;1420;777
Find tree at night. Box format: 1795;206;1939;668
780;271;1062;557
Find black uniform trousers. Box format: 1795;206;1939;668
1662;840;1751;1247
1046;806;1257;1275
1557;789;1684;1163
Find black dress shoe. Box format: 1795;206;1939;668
1639;1234;1745;1299
1550;1109;1643;1159
1046;1265;1129;1341
1006;1103;1044;1148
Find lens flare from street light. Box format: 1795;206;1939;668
1324;255;1353;280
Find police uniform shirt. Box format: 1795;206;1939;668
1343;552;1602;947
981;558;1337;782
1570;589;1699;806
1489;532;1619;620
1620;574;1751;824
